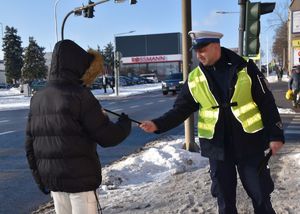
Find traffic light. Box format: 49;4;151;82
244;1;275;56
83;0;95;18
130;0;137;4
115;60;120;68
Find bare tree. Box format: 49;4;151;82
269;0;289;70
272;21;288;69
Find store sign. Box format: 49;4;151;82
292;11;300;34
292;39;300;47
122;54;182;64
132;55;167;63
293;48;300;65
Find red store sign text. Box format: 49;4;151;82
131;56;167;63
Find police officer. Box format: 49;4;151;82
139;31;284;214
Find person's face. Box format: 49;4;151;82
195;43;221;66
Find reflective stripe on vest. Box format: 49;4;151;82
188;66;219;139
188;66;264;139
230;69;264;133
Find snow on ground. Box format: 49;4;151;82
35;135;300;214
266;73;289;83
96;135;300;214
0;72;289;111
29;73;300;213
0;83;161;111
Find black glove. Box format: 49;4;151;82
118;112;129;121
117;113;131;136
38;184;50;195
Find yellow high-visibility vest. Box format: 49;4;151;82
188;66;264;139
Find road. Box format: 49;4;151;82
1;81;300;213
269;80;300;143
0;90;184;213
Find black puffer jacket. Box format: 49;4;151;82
153;47;284;160
25;40;131;193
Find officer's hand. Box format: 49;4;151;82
139;121;158;133
38;184;50;195
269;141;283;155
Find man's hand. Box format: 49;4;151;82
139;121;158;133
269;141;283;155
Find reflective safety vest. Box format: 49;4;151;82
188;66;264;139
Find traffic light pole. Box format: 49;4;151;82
238;0;247;56
61;11;74;40
61;0;109;40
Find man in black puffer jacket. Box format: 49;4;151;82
25;40;131;214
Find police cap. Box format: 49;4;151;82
188;30;223;50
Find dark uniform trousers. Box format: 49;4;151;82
209;153;276;214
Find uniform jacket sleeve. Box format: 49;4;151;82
80;89;131;147
247;60;285;143
152;81;199;133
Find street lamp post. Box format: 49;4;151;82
216;10;242;55
0;22;4;61
261;26;275;77
114;30;135;96
216;11;239;14
266;35;269;77
54;0;62;42
0;22;3;39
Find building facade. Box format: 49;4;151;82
116;32;182;80
0;60;6;83
288;0;300;73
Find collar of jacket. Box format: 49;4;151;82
198;47;248;103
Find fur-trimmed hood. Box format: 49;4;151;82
49;39;104;85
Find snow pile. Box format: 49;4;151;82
100;137;207;189
97;135;300;214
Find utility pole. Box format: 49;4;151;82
182;0;198;152
114;30;135;96
114;51;121;96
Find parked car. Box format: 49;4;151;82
30;80;47;93
0;83;11;89
161;72;183;95
90;77;103;89
130;75;148;84
119;76;134;86
140;73;158;83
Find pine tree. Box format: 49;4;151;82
103;42;115;74
2;26;23;84
22;37;48;82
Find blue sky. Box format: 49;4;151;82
0;0;289;63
